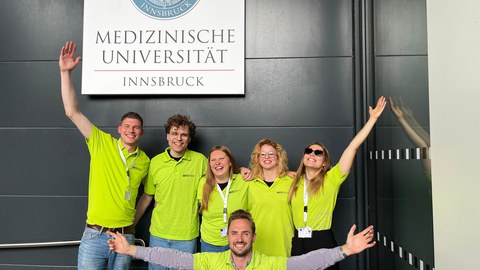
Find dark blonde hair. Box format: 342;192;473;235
228;209;255;234
249;138;289;180
288;142;333;202
199;145;240;212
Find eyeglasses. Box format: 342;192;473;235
304;147;324;157
259;151;277;158
169;131;189;140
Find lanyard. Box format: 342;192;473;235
303;177;308;225
215;178;232;223
117;140;139;188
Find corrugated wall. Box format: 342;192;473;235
0;0;433;269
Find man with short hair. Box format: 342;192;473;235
134;114;208;270
108;210;376;270
59;41;150;269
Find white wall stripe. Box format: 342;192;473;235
377;231;433;269
368;147;430;160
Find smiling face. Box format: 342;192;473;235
228;219;256;257
117;118;143;149
303;144;325;170
166;125;190;157
258;144;278;171
209;150;232;181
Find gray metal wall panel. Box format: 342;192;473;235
1;0;360;269
0;0;84;62
1;129;89;195
369;0;433;269
0;197;86;244
0;246;77;268
374;56;430;127
246;0;352;58
144;58;354;127
374;0;428;56
1;58;353;127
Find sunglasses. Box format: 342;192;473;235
304;147;324;157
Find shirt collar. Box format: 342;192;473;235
118;139;139;156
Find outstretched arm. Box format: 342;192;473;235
338;96;386;174
341;224;376;256
107;231;194;269
59;41;93;139
286;224;376;270
107;231;137;256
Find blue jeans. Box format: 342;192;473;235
78;226;134;270
149;235;197;270
200;239;229;253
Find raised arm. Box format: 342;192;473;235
338;96;386;174
59;41;93;139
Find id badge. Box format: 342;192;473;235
124;190;131;201
220;227;228;237
298;227;312;238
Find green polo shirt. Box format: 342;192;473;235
86;126;150;228
291;164;349;230
197;173;249;246
145;148;207;240
194;250;287;270
248;175;294;257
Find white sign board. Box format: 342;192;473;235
82;0;245;95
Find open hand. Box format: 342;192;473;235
59;41;81;72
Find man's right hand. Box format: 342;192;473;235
107;231;137;256
59;41;81;72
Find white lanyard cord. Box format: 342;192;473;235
303;177;308;225
216;178;232;223
117;140;139;188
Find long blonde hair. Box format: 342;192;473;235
249;138;289;180
288;142;333;202
199;145;240;212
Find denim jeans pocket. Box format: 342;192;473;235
81;227;100;241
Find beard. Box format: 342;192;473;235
231;242;252;257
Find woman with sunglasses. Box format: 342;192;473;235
197;145;249;253
287;96;386;269
247;138;294;257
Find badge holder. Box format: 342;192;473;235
298;227;313;238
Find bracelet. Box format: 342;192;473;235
340;247;348;258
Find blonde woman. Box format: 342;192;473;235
248;139;294;257
288;96;386;270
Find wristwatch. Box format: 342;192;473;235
340;247;348;258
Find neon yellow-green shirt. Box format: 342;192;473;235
197;173;249;246
86;126;150;227
145;148;207;240
248;175;294;257
291;164;349;230
194;250;287;270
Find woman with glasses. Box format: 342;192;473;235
288;96;386;269
247;138;294;257
197;145;249;252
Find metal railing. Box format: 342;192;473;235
0;238;145;249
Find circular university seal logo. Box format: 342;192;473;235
131;0;200;20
